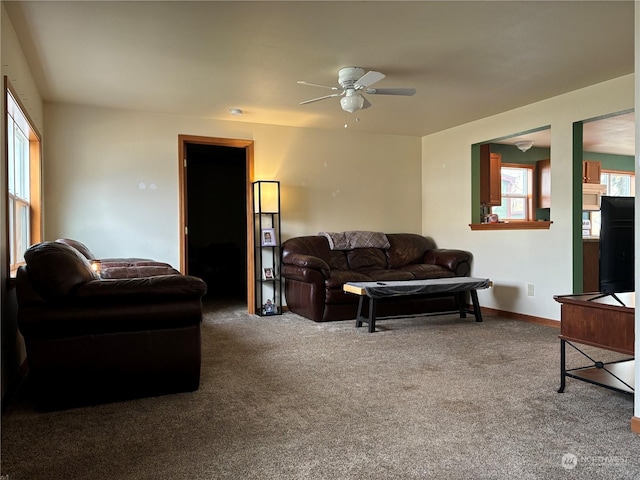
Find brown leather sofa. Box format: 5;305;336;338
281;233;472;322
16;241;207;408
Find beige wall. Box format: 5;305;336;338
43;103;423;265
422;74;634;322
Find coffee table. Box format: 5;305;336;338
344;277;491;333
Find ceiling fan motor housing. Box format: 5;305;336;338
338;66;365;89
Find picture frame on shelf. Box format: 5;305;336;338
261;228;277;246
262;299;276;315
263;267;275;280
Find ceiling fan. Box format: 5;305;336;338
298;66;416;113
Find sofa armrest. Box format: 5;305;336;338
73;275;207;303
424;249;472;277
282;253;330;277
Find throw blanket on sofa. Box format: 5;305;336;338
318;231;391;250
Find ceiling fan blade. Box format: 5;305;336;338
365;87;416;96
297;81;339;91
361;96;372;110
299;92;343;105
354;71;385;89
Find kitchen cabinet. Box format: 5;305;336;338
480;144;501;206
583;239;599;293
583;161;601;184
536;159;551;209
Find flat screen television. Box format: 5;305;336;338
598;196;634;295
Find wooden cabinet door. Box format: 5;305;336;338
583;161;601;184
583;240;599;293
480;144;501;206
536;159;551;209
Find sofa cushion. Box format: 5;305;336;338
398;264;455;280
359;269;415;281
325;270;372;289
327;251;349;271
282;235;349;271
25;242;98;299
100;265;180;279
346;248;387;270
386;233;434;269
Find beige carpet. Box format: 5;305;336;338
1;299;639;479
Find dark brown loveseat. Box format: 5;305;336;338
281;232;472;322
16;241;207;408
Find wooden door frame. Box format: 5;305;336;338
178;135;256;314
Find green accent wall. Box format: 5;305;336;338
573;122;584;293
583;152;634;172
490;144;551;165
471;144;480;224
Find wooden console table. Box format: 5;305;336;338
554;293;635;395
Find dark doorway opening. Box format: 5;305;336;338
185;143;247;302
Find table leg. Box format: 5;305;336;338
470;289;482;322
368;297;377;333
355;297;365;328
456;291;467;318
558;339;566;393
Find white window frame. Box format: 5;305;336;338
588;169;636;237
492;163;534;221
600;169;635;197
6;78;42;278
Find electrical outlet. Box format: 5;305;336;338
527;284;534;296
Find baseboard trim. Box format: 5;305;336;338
479;306;559;328
631;416;640;434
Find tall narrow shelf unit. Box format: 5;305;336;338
253;181;282;316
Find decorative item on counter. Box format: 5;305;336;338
488;213;499;223
480;203;490;223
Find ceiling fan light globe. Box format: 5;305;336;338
340;94;364;113
515;140;534;152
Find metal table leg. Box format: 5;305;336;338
456;291;467;318
368;297;377;333
355;297;365;328
558;338;566;393
470;289;482;322
354;296;377;332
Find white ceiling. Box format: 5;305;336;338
497;111;636;156
3;1;636;153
